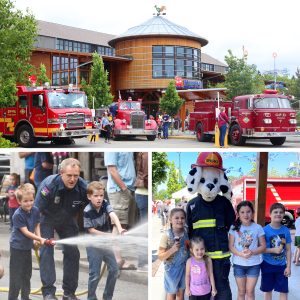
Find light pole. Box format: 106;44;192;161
273;52;277;90
75;60;93;88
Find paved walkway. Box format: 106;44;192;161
151;214;300;300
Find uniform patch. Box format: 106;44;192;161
41;186;50;197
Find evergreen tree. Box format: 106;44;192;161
160;80;184;117
36;63;51;86
89;52;113;108
0;0;37;106
224;50;265;100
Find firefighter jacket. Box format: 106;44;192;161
186;194;235;259
35;174;88;225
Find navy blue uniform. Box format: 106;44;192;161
35;174;88;297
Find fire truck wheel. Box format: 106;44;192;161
282;212;293;228
196;123;205;142
147;135;156;141
16;124;36;147
270;137;286;146
229;124;246;146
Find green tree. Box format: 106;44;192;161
160;80;184;117
89;52;113;108
0;0;37;106
152;152;169;194
154;189;169;201
36;63;51;86
224;50;264;99
166;161;186;197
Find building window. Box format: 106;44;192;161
52;72;59;86
61;57;69;70
61;72;68;85
152;45;201;80
52;56;60;71
56;39;64;50
73;42;80;52
52;56;78;86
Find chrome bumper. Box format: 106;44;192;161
52;128;95;137
114;129;157;135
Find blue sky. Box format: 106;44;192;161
166;152;300;180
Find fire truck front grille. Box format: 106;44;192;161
66;113;85;128
131;113;144;129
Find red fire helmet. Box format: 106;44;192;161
191;152;225;171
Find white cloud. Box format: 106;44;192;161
13;0;300;75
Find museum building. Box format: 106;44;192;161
31;14;227;118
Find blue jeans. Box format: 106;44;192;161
135;193;148;222
162;123;169;139
39;220;80;296
135;194;148;268
219;124;227;146
86;247;118;300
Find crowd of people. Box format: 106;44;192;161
0;152;148;300
155;199;300;300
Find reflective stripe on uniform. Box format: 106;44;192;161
192;219;216;229
206;251;231;259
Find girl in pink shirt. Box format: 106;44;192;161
185;237;217;300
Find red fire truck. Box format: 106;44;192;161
0;85;94;147
231;177;300;227
110;98;157;141
188;90;299;146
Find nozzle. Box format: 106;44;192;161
44;239;56;246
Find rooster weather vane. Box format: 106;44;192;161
154;5;167;16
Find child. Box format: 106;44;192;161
6;173;20;230
293;208;300;265
260;203;292;300
229;201;266;300
157;121;162;139
158;208;189;300
185;237;217;300
9;184;45;300
84;181;126;300
90;130;97;143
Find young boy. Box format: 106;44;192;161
293;208;300;265
260;203;292;300
9;184;45;300
6;173;20;229
84;181;126;300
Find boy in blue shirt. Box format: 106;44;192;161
260;203;292;299
84;181;126;300
9;184;46;300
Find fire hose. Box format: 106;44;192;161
0;239;107;297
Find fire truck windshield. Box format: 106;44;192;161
254;97;292;109
48;92;88;108
119;101;141;110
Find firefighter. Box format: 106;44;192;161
35;158;88;300
186;152;236;300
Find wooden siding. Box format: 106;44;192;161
114;37;202;90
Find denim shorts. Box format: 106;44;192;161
233;263;261;278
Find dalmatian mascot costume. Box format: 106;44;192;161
186;152;235;300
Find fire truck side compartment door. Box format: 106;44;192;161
30;94;47;136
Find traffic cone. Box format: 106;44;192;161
224;127;229;148
214;124;220;147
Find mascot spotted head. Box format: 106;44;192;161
186;152;232;202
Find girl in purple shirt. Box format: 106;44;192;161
185;237;217;300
